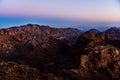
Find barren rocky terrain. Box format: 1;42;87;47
0;24;120;80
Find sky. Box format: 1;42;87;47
0;0;120;30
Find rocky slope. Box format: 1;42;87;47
0;25;120;80
25;31;120;80
0;61;42;80
0;24;81;61
74;32;120;79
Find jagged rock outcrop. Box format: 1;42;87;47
75;31;101;48
78;45;120;79
74;32;120;79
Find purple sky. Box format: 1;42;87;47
0;0;120;29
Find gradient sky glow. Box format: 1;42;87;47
0;0;120;29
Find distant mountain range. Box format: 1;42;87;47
77;25;111;31
87;27;120;39
0;24;120;80
87;29;100;34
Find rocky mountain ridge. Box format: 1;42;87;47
0;24;120;80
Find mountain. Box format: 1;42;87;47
77;25;110;31
105;27;120;39
87;29;100;34
74;32;120;79
0;24;120;80
23;31;120;80
0;24;81;61
24;31;120;79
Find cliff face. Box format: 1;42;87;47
0;24;120;80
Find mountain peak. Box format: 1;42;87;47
87;28;100;34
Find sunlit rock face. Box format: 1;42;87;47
74;32;120;79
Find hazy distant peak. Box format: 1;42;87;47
87;28;100;34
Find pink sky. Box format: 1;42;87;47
0;0;120;23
